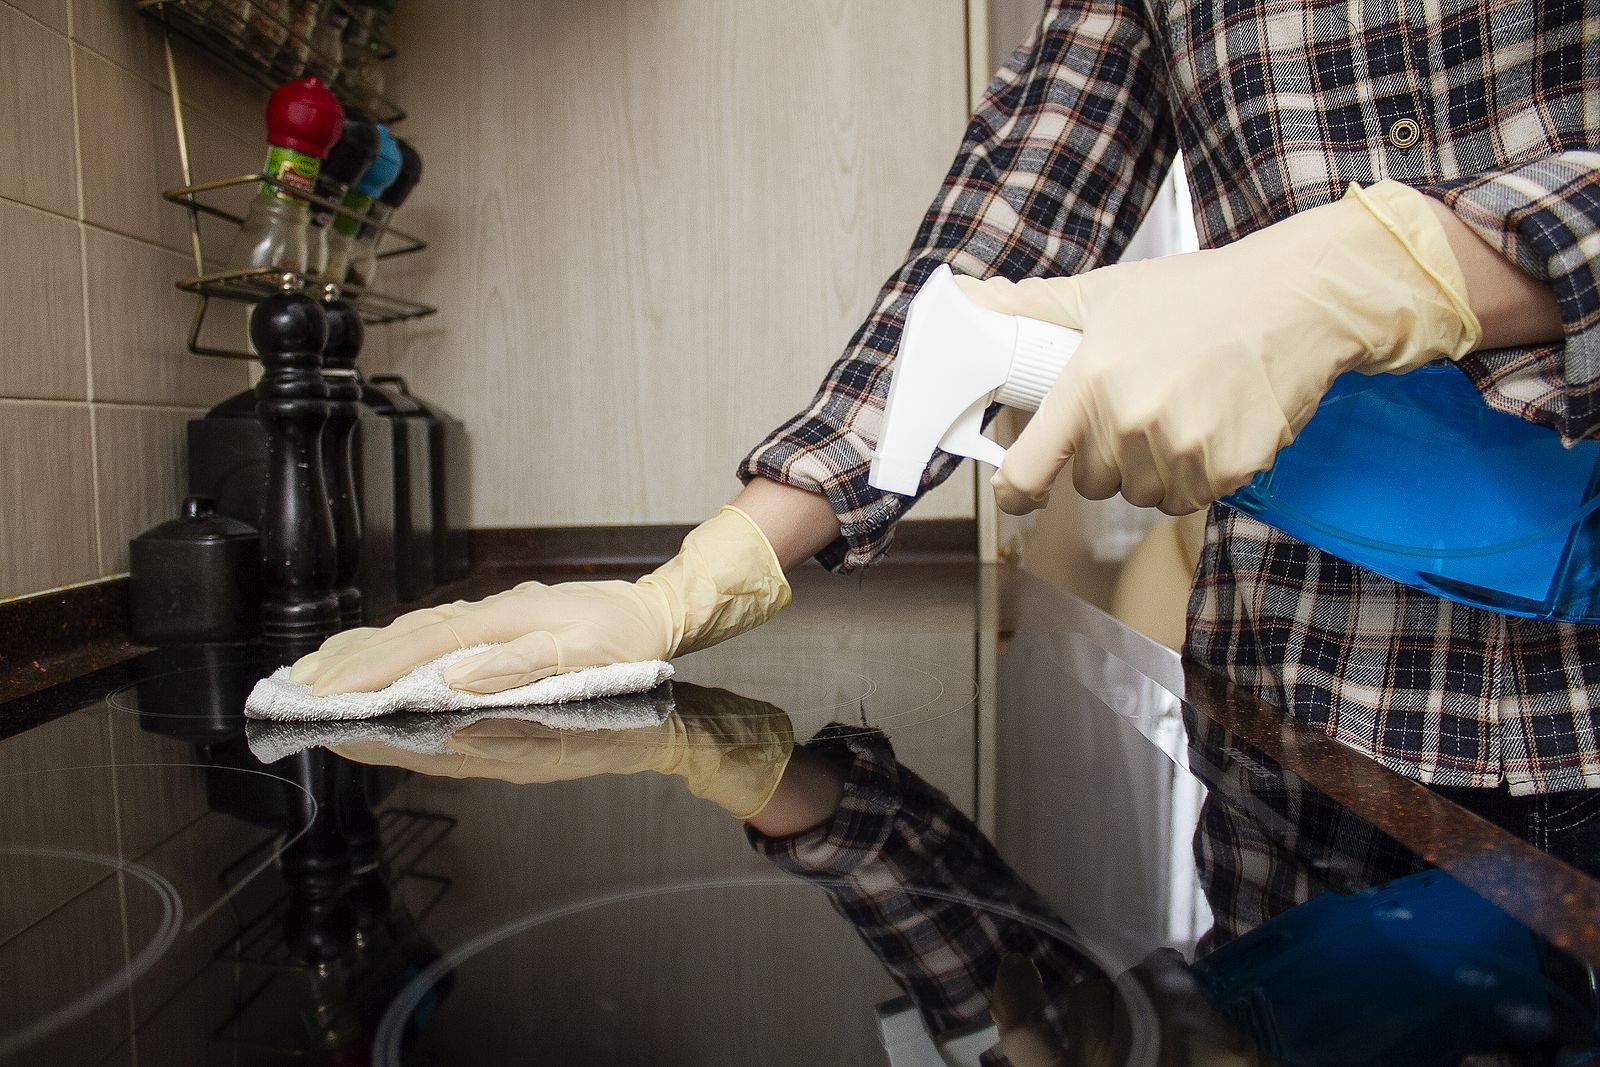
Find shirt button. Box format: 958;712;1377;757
1388;118;1421;148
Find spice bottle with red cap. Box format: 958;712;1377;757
227;77;344;276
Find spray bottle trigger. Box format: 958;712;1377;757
937;395;1007;470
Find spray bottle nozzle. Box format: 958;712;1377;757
868;265;1082;497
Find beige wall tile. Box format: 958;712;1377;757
0;198;87;399
92;403;209;573
5;0;66;32
0;3;77;217
181;103;265;265
70;0;268;137
83;225;249;405
67;0;167;82
0;400;99;597
171;46;270;139
75;44;188;251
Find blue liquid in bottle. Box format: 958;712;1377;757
1224;363;1600;622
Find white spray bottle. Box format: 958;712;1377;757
868;265;1083;496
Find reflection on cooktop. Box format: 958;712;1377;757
2;565;1598;1066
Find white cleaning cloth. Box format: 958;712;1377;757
244;645;674;723
245;685;677;764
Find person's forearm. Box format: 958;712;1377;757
731;477;842;572
744;746;844;837
1425;197;1563;350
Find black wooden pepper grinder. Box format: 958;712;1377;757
320;296;366;631
252;292;340;662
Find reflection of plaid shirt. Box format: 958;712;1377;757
748;723;1449;1064
749;723;1416;1064
747;726;1093;1065
739;0;1600;795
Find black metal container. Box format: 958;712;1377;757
351;408;400;620
362;379;436;602
369;374;471;583
188;389;400;622
129;497;262;644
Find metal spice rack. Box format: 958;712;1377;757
137;0;406;122
162;171;435;358
140;0;435;359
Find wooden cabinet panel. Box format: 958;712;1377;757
382;1;974;527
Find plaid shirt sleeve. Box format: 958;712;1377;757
745;725;1095;1058
1423;154;1600;443
738;0;1178;572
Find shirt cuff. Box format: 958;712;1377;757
1417;153;1600;442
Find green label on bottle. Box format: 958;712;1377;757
333;191;374;236
261;145;321;203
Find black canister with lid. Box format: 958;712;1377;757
363;379;436;602
369;374;470;583
129;497;263;644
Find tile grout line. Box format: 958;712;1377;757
0;397;215;414
0;0;57;35
0;191;202;265
67;21;262;146
66;8;108;579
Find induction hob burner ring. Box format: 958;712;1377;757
0;848;183;1061
368;875;1160;1067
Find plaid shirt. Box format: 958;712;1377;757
739;0;1600;795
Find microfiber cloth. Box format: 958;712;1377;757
245;683;678;764
244;645;674;723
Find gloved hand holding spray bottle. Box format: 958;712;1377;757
869;180;1600;623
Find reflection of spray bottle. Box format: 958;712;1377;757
324;125;402;290
228;78;344;276
1195;870;1600;1066
346;138;421;295
309;119;380;278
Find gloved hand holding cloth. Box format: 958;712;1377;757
291;505;790;696
954;180;1482;516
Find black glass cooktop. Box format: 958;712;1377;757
3;563;1598;1066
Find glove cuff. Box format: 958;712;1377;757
677;709;796;819
642;506;792;658
1343;180;1483;363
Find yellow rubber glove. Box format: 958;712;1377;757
954;180;1481;516
328;683;795;819
291;506;790;696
